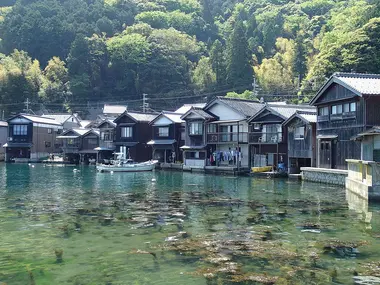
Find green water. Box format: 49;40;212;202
0;164;380;285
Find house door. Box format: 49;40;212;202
319;140;332;169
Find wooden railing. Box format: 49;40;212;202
249;132;283;143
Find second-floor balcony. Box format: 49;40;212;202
249;132;283;144
99;140;115;150
207;132;248;144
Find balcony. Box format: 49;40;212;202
249;132;283;144
61;143;80;153
207;132;248;144
99;140;116;150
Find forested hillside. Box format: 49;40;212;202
0;0;380;115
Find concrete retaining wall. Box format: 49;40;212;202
301;167;348;186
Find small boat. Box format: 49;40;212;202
97;148;158;172
97;159;158;172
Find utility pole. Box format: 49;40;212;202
23;98;34;114
142;93;149;113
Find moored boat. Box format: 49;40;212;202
97;147;158;172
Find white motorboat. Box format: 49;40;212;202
97;148;158;172
97;159;158;172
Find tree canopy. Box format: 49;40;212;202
1;0;380;115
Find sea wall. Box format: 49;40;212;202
301;167;348;186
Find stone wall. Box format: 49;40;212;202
301;167;348;186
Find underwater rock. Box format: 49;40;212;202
322;239;369;258
230;273;278;284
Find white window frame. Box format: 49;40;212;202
158;127;169;137
189;122;203;135
121;127;133;138
295;126;305;140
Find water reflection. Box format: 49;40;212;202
346;188;372;225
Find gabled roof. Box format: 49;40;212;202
8;114;62;126
310;72;380;105
150;111;184;125
354;126;380;139
41;113;80;124
60;128;91;137
97;119;116;128
282;111;317;126
0;121;7;127
114;111;158;123
103;104;127;115
180;107;217;120
205;97;263;118
248;104;316;122
175;103;207;114
79;120;93;128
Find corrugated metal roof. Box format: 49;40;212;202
0;121;7;127
103;104;127;114
21;114;62;126
209;97;263;117
268;104;316;120
42;113;77;124
175;103;206;114
128;112;158;122
298;113;317;123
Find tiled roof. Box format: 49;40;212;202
79;120;93;128
18;114;62;126
0;121;7;127
42;113;78;124
97;119;116;128
335;73;380;95
71;128;91;136
181;107;216;120
103;104;127;114
208;97;263;117
311;72;380;105
127;112;158;122
175;103;207;114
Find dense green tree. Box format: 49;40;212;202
192;56;216;90
209;40;226;86
226;21;253;91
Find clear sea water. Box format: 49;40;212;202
0;163;380;285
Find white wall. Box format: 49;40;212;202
207;104;245;121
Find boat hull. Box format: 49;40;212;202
97;161;157;172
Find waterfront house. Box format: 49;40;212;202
282;111;317;174
180;107;217;168
42;113;81;130
0;121;8;161
203;97;264;169
114;111;157;162
248;104;316;170
310;72;380;169
3;114;63;162
57;128;99;164
103;104;127;118
94;119;116;163
148;111;184;163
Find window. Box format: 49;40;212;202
87;138;98;145
158;127;169;137
254;123;261;130
47;128;52;134
207;124;217;133
13;125;28;136
318;107;329;116
350;102;356;112
343;103;350;113
332;104;342;115
189;122;203;135
121;127;133;138
295;126;305;139
45;141;51;148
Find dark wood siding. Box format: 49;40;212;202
314;83;358;105
287;118;314;159
365;96;380;127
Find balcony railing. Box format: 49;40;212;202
249;132;283;143
207;132;248;143
99;140;115;149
